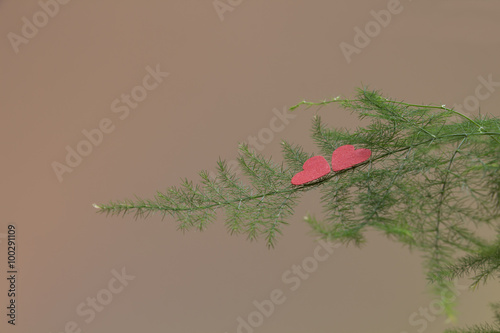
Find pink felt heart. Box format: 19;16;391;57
291;156;331;185
331;145;371;172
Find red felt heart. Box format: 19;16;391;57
331;145;371;172
291;156;331;185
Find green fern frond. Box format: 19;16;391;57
95;87;500;327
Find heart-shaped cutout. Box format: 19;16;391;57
331;145;371;172
291;156;331;185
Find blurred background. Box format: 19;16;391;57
1;1;500;332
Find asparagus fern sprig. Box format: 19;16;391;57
94;88;500;326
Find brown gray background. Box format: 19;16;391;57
1;1;500;332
